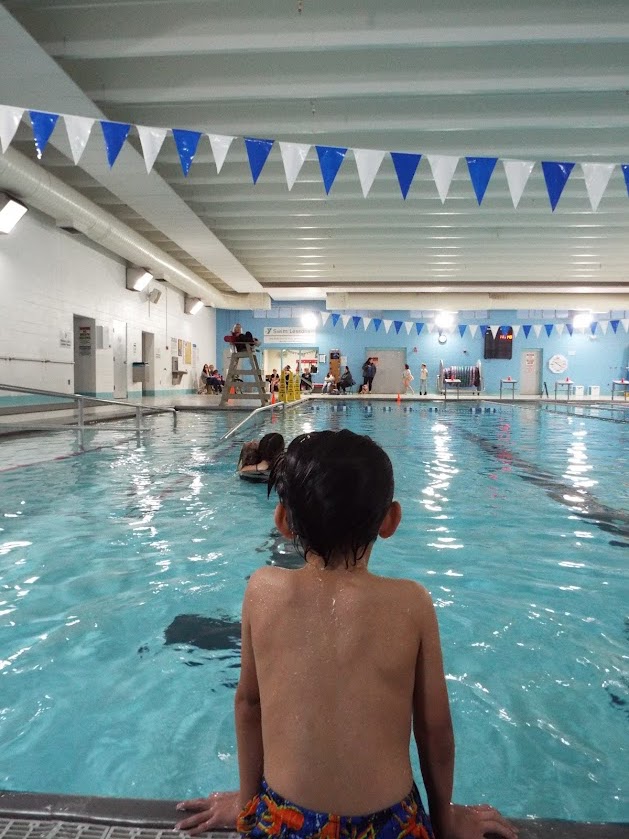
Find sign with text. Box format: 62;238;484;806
263;326;316;345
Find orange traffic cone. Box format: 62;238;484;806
396;393;401;403
271;392;276;404
229;386;236;395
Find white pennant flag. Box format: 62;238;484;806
426;323;436;334
503;159;534;208
621;318;629;333
404;322;413;334
533;324;542;338
208;133;235;173
512;325;521;338
383;319;392;333
468;324;478;338
137;125;167;173
341;314;351;328
582;162;614;212
320;311;331;327
63;114;94;164
353;148;386;197
490;324;500;337
363;317;372;331
279;142;310;190
0;105;24;153
427;155;459;203
598;320;608;335
555;323;565;336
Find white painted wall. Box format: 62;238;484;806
0;211;216;400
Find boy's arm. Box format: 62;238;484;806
412;586;455;839
235;576;264;807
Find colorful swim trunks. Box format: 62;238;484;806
237;778;434;839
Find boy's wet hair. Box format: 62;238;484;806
269;429;394;567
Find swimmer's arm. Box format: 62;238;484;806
412;586;455;839
235;578;263;808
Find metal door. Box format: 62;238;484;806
519;348;542;395
112;320;128;398
365;348;406;394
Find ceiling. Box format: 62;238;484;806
2;0;629;312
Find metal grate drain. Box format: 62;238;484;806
0;821;236;839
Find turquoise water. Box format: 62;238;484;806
0;403;627;821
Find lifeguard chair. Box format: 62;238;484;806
219;339;270;408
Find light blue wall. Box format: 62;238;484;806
217;305;629;395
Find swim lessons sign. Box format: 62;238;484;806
263;326;316;345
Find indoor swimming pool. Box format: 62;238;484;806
0;402;627;822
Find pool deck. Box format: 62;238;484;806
0;790;628;839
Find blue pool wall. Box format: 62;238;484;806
217;304;629;395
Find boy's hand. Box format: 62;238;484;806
175;791;240;835
450;803;518;839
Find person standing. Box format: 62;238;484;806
361;357;376;392
420;363;429;396
402;364;415;394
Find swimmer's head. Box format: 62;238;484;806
258;433;285;466
269;430;397;567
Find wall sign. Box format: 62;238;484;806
263;326;315;345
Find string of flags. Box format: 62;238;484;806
317;311;629;337
2;104;629;211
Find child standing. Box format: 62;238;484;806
176;431;515;839
402;363;415;394
420;363;429;396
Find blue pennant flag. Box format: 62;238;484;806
541;161;575;211
244;137;274;184
522;324;532;338
331;313;340;327
101;120;131;167
480;325;489;337
393;320;403;334
30;110;59;158
352;316;361;329
466;157;498;205
622;164;629;196
544;324;553;337
610;320;619;334
173;129;202;177
590;322;598;335
316;145;348;194
566;323;574;336
373;318;382;332
415;322;424;335
499;325;511;336
458;324;467;337
390;152;422;199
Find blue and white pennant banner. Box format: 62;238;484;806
2;104;629;212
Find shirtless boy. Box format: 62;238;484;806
176;430;516;839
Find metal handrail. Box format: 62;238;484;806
221;396;305;440
0;383;177;430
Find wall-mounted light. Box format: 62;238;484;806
301;312;318;329
126;266;153;292
147;288;162;305
0;194;28;234
184;295;204;315
434;311;455;330
573;312;592;329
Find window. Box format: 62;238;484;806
484;326;513;360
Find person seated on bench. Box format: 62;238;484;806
337;366;355;394
207;367;224;394
237;433;285;482
199;364;212;393
228;323;260;352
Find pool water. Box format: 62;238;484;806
0;403;627;821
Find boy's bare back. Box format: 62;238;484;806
239;559;451;816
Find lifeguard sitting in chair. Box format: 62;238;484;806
224;323;260;352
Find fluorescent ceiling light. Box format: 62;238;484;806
126;266;153;291
185;296;204;315
0;194;28;234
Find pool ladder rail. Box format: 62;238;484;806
0;382;178;445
